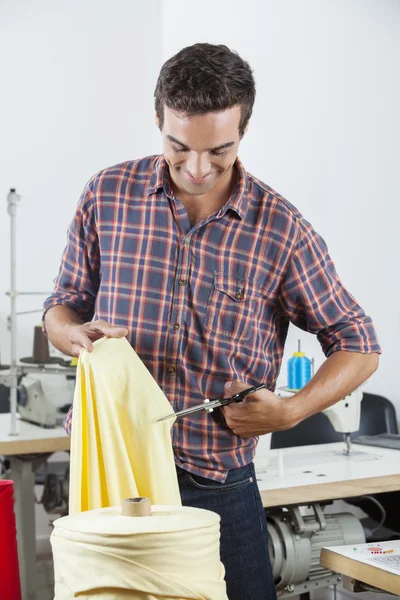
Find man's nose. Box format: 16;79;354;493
186;153;210;178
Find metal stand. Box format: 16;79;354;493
5;189;53;436
7;189;20;435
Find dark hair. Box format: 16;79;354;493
154;43;256;138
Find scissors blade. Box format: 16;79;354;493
157;398;222;422
157;413;177;422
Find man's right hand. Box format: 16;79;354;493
68;320;129;356
44;306;129;357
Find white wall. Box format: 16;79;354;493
162;0;400;410
0;0;163;361
1;1;399;411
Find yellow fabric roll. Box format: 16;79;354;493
69;337;182;513
52;505;227;599
58;336;227;599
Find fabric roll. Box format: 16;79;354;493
69;337;182;513
60;337;227;598
52;505;227;599
0;480;22;600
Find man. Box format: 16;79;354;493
43;43;380;600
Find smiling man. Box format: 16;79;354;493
43;43;380;600
160;107;241;225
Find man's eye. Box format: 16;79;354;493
172;146;188;153
211;150;228;158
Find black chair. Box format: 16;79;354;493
0;384;11;413
271;392;400;539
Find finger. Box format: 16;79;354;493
224;380;251;396
222;414;234;432
70;344;84;358
221;405;234;418
221;406;239;425
69;329;94;353
86;322;128;338
224;419;245;437
224;416;253;438
223;402;247;418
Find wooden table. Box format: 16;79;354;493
0;413;69;600
0;413;70;456
320;540;400;595
256;441;400;507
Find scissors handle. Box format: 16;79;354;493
217;383;266;408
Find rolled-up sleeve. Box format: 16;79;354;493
63;406;73;436
43;183;100;323
278;218;381;357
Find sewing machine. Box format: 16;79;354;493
277;387;362;454
17;372;74;428
0;368;75;428
323;388;362;454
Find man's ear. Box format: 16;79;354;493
155;113;161;129
243;122;250;137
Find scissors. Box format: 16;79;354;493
157;383;266;422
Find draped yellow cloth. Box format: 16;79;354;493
68;337;182;513
52;337;227;599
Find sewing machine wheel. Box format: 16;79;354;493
20;356;69;365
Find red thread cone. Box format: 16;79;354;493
0;481;22;600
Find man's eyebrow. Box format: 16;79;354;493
212;141;235;152
167;135;190;149
167;135;235;152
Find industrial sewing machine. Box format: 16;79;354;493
323;388;362;453
277;387;363;454
0;367;74;428
17;371;74;428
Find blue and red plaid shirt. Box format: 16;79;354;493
43;155;380;482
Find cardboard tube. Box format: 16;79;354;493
121;497;151;517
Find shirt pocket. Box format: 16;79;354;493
204;273;263;342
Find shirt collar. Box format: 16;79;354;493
220;157;249;221
148;155;174;197
148;155;250;221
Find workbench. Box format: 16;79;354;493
1;413;400;600
320;539;400;595
256;441;400;507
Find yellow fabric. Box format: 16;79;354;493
52;505;227;599
69;337;181;513
56;336;228;599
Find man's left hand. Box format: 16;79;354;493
221;381;293;437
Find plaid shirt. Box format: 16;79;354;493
44;155;380;482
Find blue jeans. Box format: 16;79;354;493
177;462;276;600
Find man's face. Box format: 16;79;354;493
158;105;243;196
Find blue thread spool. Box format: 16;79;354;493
287;340;312;391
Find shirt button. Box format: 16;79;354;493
167;366;176;374
235;291;243;300
178;279;186;286
173;323;180;330
184;238;190;245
